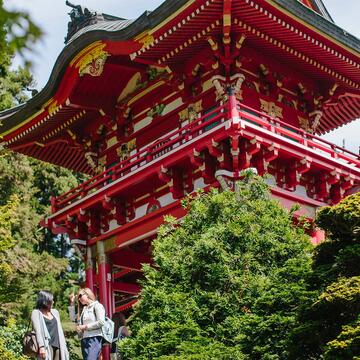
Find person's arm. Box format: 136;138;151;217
85;302;105;330
31;309;46;359
68;293;77;322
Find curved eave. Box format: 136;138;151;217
0;0;359;139
0;0;192;138
272;0;360;53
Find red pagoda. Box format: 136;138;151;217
1;1;359;355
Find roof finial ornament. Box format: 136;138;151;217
65;1;99;43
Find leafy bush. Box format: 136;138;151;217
290;193;360;359
120;173;314;359
0;318;28;359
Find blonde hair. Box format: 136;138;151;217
78;287;96;301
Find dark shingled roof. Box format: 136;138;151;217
310;0;334;22
67;19;134;43
275;0;360;53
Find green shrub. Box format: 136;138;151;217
120;173;314;359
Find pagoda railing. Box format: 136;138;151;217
52;98;360;212
53;104;228;211
237;102;360;164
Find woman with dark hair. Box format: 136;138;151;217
110;312;129;360
31;290;69;360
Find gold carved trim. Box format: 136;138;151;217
47;100;59;115
178;100;203;123
117;138;137;161
137;33;154;48
260;99;283;118
72;42;110;77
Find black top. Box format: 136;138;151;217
44;316;60;349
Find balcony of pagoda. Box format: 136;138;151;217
44;95;360;245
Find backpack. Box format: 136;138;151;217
92;302;114;344
101;315;115;344
80;302;114;344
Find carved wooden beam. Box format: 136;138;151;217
112;282;141;295
314;173;330;201
207;139;222;158
87;211;101;236
275;164;285;188
264;143;280;163
190;149;204;168
101;195;114;212
114;199;126;225
158;165;171;183
127;200;136;221
230;135;240;172
170;167;184;199
239;139;251;170
184;172;194;194
201;152;216;184
78;208;89;223
284;161;299;191
100;214;111;233
247;136;262;155
111;249;151;272
297;156;312;175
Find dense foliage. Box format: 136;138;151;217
0;7;84;357
0;0;41;73
290;192;360;359
0;152;83;320
120;173;315;359
1;3;359;360
0;318;27;359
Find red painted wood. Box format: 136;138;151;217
110;249;151;271
112;282;141;294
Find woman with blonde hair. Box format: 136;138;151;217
31;290;69;360
76;288;106;360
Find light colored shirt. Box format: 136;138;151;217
80;301;105;339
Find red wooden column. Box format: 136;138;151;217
85;246;95;292
228;88;239;119
96;240;111;360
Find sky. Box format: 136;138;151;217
7;0;360;153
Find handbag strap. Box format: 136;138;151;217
25;316;32;332
25;309;39;332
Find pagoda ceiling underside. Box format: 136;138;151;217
0;0;359;173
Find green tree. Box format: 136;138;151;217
0;0;41;73
0;151;83;320
120;173;315;359
0;0;82;320
289;192;360;359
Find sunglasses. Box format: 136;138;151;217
78;293;85;299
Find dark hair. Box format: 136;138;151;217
36;290;54;310
112;312;127;336
112;312;126;327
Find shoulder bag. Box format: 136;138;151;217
22;316;39;358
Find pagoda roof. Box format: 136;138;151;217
1;0;358;130
0;0;359;173
298;0;333;22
